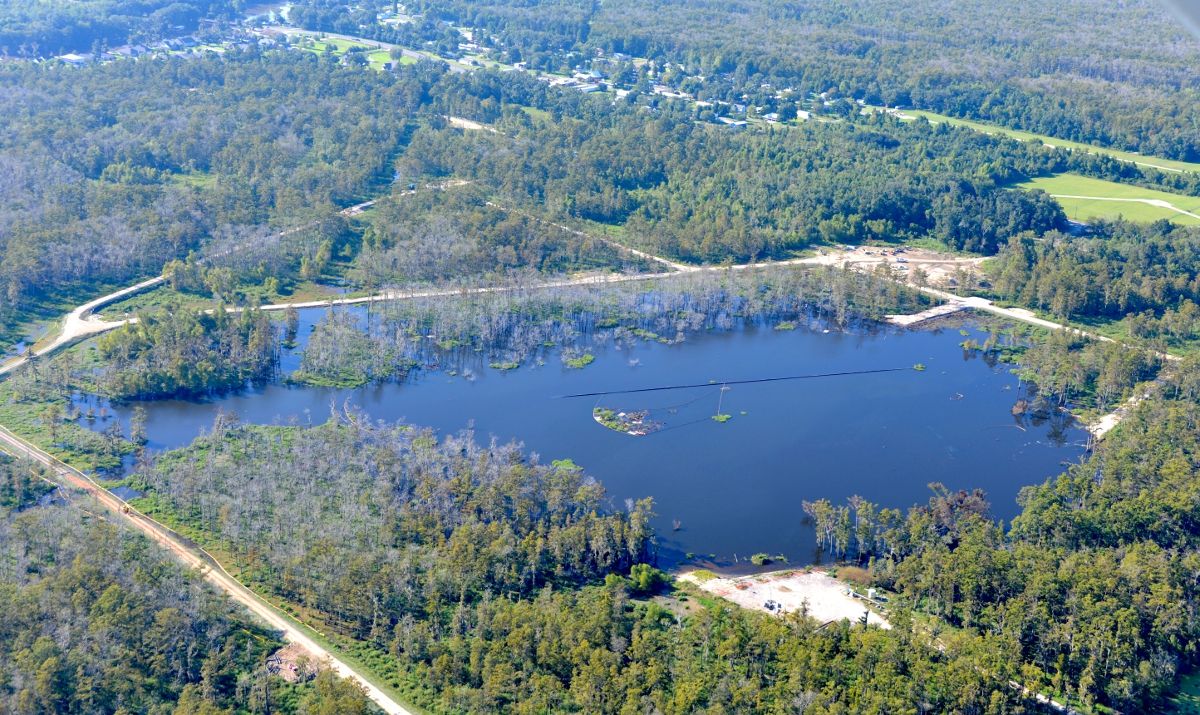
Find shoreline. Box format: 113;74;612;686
676;566;891;628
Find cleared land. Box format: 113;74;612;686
886;108;1200;174
1017;174;1200;225
679;569;890;628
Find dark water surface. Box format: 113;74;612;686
76;316;1087;567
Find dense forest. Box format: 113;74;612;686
0;51;433;351
131;417;1042;713
355;188;648;288
0;0;236;56
123;351;1200;712
0;47;1114;354
96;306;279;399
4;2;1200;712
989;221;1200;348
801;370;1200;711
0;455;376;714
393;0;1200;160
400;107;1069;262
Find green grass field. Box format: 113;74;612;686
881;107;1200;174
1017;173;1200;225
291;34;420;71
307;37;369;54
170;170;216;189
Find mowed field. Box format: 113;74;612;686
293;36;416;70
889;108;1200;174
1018;173;1200;225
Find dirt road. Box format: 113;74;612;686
0;182;469;378
1050;194;1200;222
0;424;419;715
2;237;1151;444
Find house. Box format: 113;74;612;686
717;117;748;129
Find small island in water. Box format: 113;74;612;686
593;407;662;436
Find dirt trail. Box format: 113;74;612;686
1049;194;1200;221
1;239;1153;441
0;182;467;378
0;229;1158;707
0;424;418;715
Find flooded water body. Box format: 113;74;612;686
76;312;1087;567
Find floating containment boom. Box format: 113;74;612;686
558;366;914;399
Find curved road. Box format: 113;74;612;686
0;223;1159;707
0;185;464;378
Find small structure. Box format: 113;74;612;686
57;53;92;66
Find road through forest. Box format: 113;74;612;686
0;198;1161;705
0;424;420;715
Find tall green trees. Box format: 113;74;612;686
992;222;1200;347
96;305;278;398
403;0;1200;160
1;453;380;714
0;0;236;56
135;416;1036;713
401;107;1067;263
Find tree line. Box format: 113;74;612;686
129;415;1046;714
990;220;1200;349
296;266;929;386
400;104;1070;263
397;0;1200;161
0;51;446;353
96;305;279;399
123;354;1200;712
0;455;376;714
0;0;236;57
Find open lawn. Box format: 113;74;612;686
879;107;1200;174
169;170;216;189
289;33;418;71
366;49;414;69
1017;173;1200;225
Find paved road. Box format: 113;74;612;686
0;424;419;715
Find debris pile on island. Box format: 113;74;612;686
593;407;661;436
